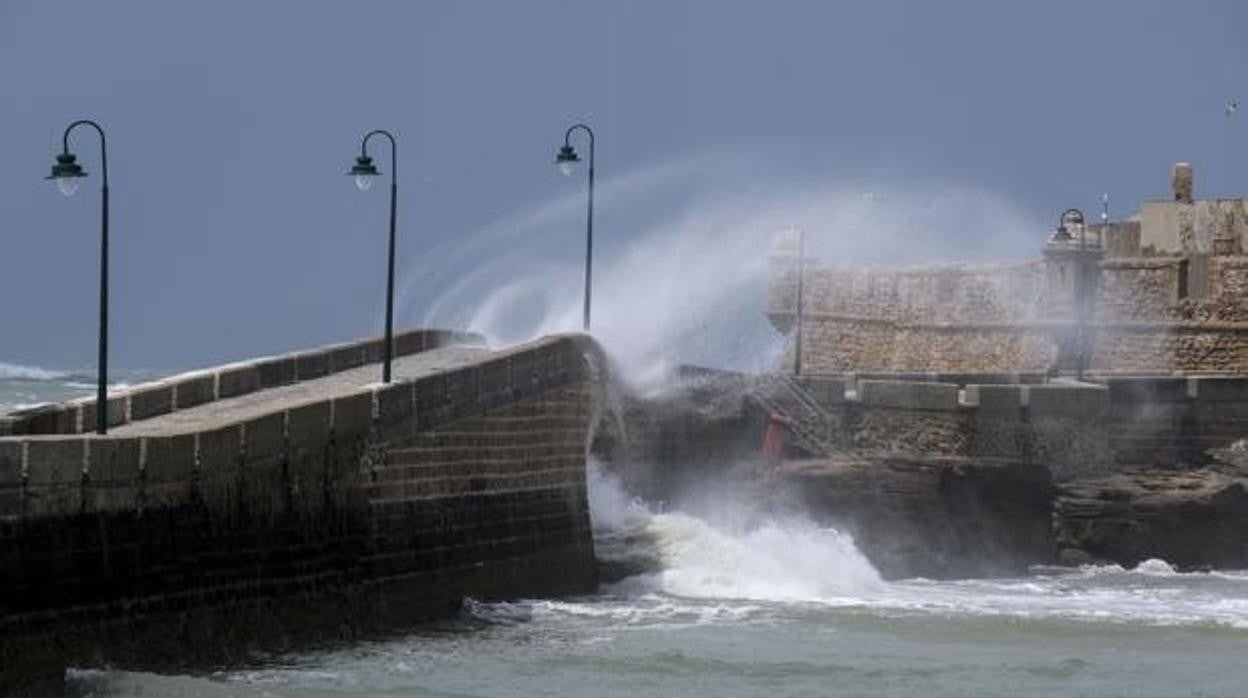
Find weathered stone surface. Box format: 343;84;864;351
127;383;174;421
76;395;128;433
784;456;1054;579
294;350;330;380
255;355;296;388
0;440;23;486
217;363;261;398
1055;466;1248;569
857;380;959;411
172;373;216;410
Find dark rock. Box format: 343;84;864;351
1054;467;1248;569
781;455;1055;579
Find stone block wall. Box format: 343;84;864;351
0;334;602;690
770;234;1248;373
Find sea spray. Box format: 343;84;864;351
409;155;1042;393
587;461;883;601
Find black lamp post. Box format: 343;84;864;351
46;120;110;435
554;123;595;332
348;129;399;383
1057;208;1089;379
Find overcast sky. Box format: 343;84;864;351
1;1;1244;370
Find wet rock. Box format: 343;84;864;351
780;455;1055;579
1054;467;1248;569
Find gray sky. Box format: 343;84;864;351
1;0;1244;371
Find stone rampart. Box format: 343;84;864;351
0;333;603;690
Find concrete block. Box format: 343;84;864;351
75;395;128;432
361;338;385;365
1191;376;1248;402
256;355;297;388
328;343;365;373
294;350;330;380
1104;377;1190;405
7;404;69;435
444;366;481;420
1027;384;1109;420
142;434;196;483
217;363;262;398
333;390;374;442
24;438;86;486
172;372;215;409
197;425;242;474
85;437;141;511
857;380;959;411
127;383;174;421
395;330;427;357
86;437;141;483
0;440;24;486
243;412;286;460
414;373;449;430
376;382;416;440
0;418;16;436
478;357;513;410
966;384;1025;415
287;401;332;448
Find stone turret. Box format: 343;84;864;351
1172;162;1194;204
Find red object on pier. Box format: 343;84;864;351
761;410;793;462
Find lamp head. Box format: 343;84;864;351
47;152;86;196
555;145;580;177
349;155;380;191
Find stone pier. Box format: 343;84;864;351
0;329;606;691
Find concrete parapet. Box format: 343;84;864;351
294;350;331;380
1027;384;1110;420
964;384;1026;414
1190;376;1248;402
74;395;128;433
217;363;262;399
1103;376;1191;404
857;380;959;410
172;372;216;410
255;355;298;388
127;382;174;421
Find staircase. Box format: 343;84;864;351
750;374;838;457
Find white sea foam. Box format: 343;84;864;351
581;462;1248;630
0;361;64;381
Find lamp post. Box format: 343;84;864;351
1057;208;1089;379
348;129;399;383
46;120;110;435
794;230;805;376
554;123;595;332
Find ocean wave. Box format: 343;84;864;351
0;361;66;381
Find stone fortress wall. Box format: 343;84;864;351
769;163;1248;374
0;332;604;689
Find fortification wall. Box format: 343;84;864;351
0;334;601;689
771;249;1248;373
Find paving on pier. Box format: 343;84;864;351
110;345;489;437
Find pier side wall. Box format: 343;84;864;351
0;334;602;689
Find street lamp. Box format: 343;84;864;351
554;123;595;331
1056;208;1089;379
46;120;110;435
348;129;399;383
